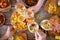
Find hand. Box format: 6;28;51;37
9;25;16;37
49;16;60;34
0;25;16;40
35;30;46;40
17;0;45;13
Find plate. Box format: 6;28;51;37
8;33;27;40
40;20;52;31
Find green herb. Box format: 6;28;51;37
9;8;13;12
36;11;40;15
14;36;16;40
50;34;55;38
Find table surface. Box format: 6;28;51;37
0;0;52;40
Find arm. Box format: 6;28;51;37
0;25;16;40
35;30;46;40
28;0;45;13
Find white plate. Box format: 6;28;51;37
27;21;39;33
40;20;52;31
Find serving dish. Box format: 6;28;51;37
0;13;5;26
0;0;60;40
0;0;11;12
11;4;34;31
27;21;39;33
44;0;60;16
0;5;11;12
8;33;27;40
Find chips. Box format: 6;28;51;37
11;4;34;31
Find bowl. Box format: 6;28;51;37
27;21;39;33
0;13;5;26
0;5;11;12
0;0;11;12
40;20;52;31
8;33;27;40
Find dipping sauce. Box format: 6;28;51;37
30;24;36;30
28;22;39;33
40;20;52;30
25;0;38;6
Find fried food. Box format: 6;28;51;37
11;11;20;24
48;3;57;13
0;0;11;11
14;21;27;30
14;35;24;40
25;9;34;24
48;16;60;35
18;15;25;21
0;0;9;8
11;4;34;30
26;17;34;24
11;11;27;30
44;0;60;16
14;33;27;40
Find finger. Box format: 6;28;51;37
37;30;46;38
36;32;40;36
35;32;38;40
36;32;43;40
35;32;41;38
9;30;16;37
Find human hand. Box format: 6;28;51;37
28;0;45;13
48;16;60;34
9;25;16;37
16;0;45;13
0;25;16;40
35;30;46;40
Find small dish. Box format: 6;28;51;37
18;15;25;21
8;33;27;40
40;20;52;31
27;22;39;33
